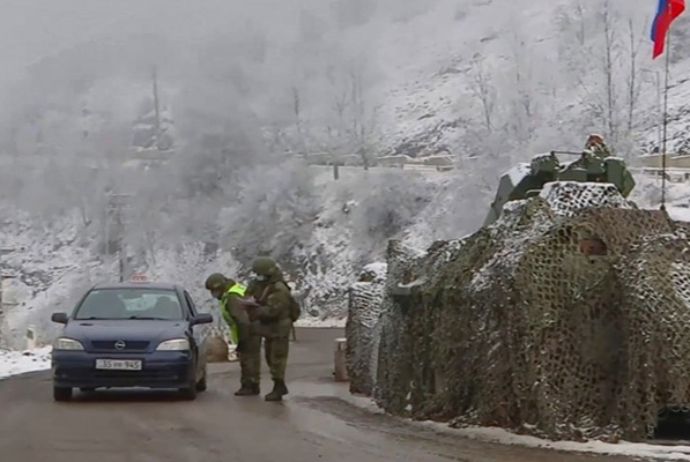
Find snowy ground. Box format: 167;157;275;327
630;174;690;221
0;346;51;381
344;394;690;461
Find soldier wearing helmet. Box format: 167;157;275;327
204;273;262;396
245;256;294;402
584;134;612;158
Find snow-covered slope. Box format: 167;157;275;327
0;0;687;350
0;165;443;348
0;1;675;156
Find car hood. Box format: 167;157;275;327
62;319;187;343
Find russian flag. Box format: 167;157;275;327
652;0;686;59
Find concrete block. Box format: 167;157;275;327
334;337;348;382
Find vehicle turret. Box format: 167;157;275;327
484;146;635;226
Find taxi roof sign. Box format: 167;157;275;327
130;274;148;282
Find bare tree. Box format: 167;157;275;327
506;28;537;144
469;57;496;134
346;62;379;168
625;17;647;137
315;56;381;167
600;0;619;143
557;0;633;145
555;0;589;73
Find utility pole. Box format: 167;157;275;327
655;71;662;153
119;250;125;283
661;29;672;211
641;70;663;152
0;248;8;314
152;66;162;151
103;191;133;280
0;247;16;349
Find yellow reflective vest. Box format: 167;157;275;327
220;283;246;344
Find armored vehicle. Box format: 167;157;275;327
484;149;636;226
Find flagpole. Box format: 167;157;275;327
661;15;671;212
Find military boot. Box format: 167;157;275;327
265;379;288;402
235;383;260;396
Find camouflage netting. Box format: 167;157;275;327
346;263;387;396
353;181;690;442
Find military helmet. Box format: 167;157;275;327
586;134;605;147
205;273;228;291
251;257;278;276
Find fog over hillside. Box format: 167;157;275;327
0;0;685;348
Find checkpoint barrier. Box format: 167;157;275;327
334;338;348;382
26;325;37;350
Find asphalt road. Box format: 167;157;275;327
0;328;645;462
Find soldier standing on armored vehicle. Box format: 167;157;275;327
483;133;634;226
584;134;612;157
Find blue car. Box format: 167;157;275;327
50;282;213;402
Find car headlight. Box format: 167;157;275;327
156;338;190;351
54;338;84;351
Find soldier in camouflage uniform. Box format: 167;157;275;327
205;273;262;396
584;134;612;158
245;257;294;402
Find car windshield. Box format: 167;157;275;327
74;288;184;321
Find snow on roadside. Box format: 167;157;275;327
342;394;690;461
0;346;51;380
667;206;690;223
631;175;690;223
432;425;690;461
294;318;346;328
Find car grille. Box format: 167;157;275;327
90;340;150;352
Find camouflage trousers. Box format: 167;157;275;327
238;334;262;387
264;335;290;381
239;335;290;384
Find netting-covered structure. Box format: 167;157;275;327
353;181;690;442
346;263;387;396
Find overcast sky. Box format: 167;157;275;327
0;0;317;86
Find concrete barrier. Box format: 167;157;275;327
334;338;348;382
25;325;37;350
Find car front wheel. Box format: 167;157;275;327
53;386;73;402
196;374;207;392
179;371;198;400
179;384;198;400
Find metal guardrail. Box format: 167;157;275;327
308;163;455;173
629;166;690;183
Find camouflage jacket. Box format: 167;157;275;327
586;142;612;158
246;272;293;338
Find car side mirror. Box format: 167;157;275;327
51;312;68;324
190;313;213;326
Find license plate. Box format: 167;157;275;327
95;359;142;371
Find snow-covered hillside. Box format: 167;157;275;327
0;1;677;157
0;0;687;349
0;162;679;351
0;164;443;347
